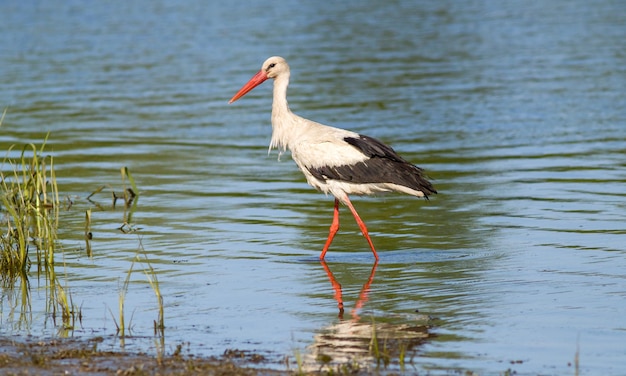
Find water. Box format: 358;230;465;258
2;0;625;374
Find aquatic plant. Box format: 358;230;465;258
138;238;164;335
110;238;164;339
0;134;79;329
111;254;136;337
0;113;162;344
0;138;56;275
84;208;92;257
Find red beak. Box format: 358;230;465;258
228;70;268;104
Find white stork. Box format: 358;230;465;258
229;56;436;260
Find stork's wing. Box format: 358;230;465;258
306;134;437;196
343;135;406;163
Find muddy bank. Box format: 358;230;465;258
0;337;288;376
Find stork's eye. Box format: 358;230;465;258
268;63;276;69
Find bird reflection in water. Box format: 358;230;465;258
320;260;378;320
309;261;432;372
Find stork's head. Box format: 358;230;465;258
229;56;290;104
262;56;289;79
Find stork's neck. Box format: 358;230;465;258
270;74;300;153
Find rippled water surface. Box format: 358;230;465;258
2;0;625;374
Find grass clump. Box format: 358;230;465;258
0;135;77;329
1;136;59;277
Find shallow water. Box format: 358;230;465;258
2;0;626;374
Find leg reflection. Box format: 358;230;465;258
320;260;379;321
320;260;344;319
352;261;378;321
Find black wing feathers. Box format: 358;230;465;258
308;135;437;197
343;135;404;162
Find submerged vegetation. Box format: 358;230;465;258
0;129;164;340
108;239;164;338
0;136;78;328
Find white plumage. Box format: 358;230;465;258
229;56;436;260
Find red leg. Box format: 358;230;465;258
320;198;340;260
344;196;379;261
